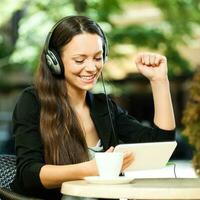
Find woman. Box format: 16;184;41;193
11;16;175;200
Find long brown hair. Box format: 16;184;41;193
34;16;107;165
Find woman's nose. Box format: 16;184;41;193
84;60;97;71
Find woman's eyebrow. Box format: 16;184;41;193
72;54;86;58
72;51;103;57
94;51;103;55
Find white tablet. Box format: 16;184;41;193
114;141;177;171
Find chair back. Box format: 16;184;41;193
0;155;16;189
0;155;44;200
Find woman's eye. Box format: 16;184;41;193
75;60;84;64
95;57;102;61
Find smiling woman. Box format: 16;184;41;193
10;15;175;200
61;33;104;92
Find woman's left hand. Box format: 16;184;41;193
135;52;168;81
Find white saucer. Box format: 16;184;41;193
84;176;134;184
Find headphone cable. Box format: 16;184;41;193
100;73;118;145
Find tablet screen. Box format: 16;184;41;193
114;141;177;171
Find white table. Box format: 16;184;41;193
61;178;200;199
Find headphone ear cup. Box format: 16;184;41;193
45;49;64;77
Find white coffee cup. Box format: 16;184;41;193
95;152;123;178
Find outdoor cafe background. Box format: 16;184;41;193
0;0;200;173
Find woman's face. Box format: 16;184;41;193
61;33;104;93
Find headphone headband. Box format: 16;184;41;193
44;17;71;55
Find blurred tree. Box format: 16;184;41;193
182;67;200;175
0;0;199;85
153;0;200;37
71;0;87;13
109;0;200;77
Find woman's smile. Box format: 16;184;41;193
79;73;97;84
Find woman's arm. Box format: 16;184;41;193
135;52;175;131
40;148;133;189
150;78;175;130
39;160;97;189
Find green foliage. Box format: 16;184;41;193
182;68;200;175
165;45;192;76
0;0;200;79
110;25;167;48
86;0;122;21
110;24;192;77
0;0;26;26
153;0;200;37
0;0;75;72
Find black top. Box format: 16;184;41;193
11;86;175;200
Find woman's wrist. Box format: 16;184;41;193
150;77;169;86
77;160;98;178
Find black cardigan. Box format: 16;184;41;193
11;86;175;200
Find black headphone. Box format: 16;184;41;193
44;16;108;78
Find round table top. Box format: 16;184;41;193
61;178;200;199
